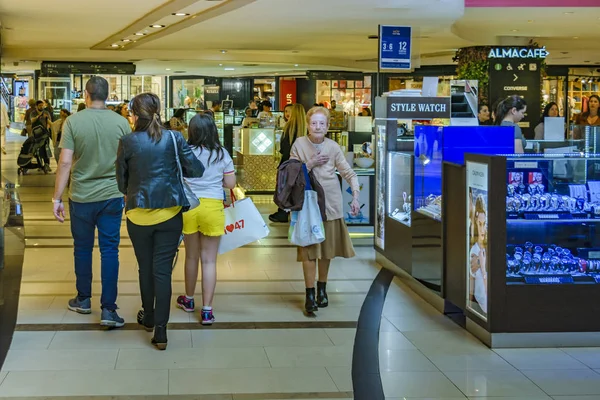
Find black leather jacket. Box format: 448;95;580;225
116;130;205;211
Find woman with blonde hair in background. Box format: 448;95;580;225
269;103;307;223
290;106;360;313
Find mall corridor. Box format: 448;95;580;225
4;129;600;400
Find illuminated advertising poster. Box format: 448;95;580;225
466;161;489;321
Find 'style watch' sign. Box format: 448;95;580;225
386;96;451;119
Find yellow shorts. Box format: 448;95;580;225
182;198;225;236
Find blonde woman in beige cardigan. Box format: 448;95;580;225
290;107;360;313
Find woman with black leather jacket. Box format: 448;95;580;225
116;93;204;350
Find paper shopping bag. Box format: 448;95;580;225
218;197;270;254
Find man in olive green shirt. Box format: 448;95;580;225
52;76;131;328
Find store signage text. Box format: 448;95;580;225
488;47;549;59
503;86;528;91
386;96;451;119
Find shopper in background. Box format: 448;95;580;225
116;93;204;350
175;114;235;325
330;100;338;111
279;103;293;128
574;95;600;139
44;99;55;121
116;103;133;128
270;103;307;223
495;95;527;154
534;102;559;140
31;100;53;134
169;108;187;134
478;104;492;125
205;101;222;118
490;98;502;124
23;98;37;136
257;100;273;119
290;106;360;313
1;99;8;154
51;109;71;163
52;76;131;328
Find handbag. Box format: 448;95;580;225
218;190;270;254
288;164;326;247
168;130;200;210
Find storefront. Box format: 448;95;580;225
2;75;34;123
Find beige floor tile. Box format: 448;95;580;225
2;349;118;371
8;332;55;350
191;329;333;348
289;280;369;294
380;317;400;332
265;345;353;368
379;349;439;372
16;309;67;324
402;330;491;356
49;330;192;350
0;371;7;386
313;306;361;321
494;348;588;370
324;329;356;346
445;369;549;397
169;367;338;394
326;366;353;392
192;307;311;323
427;353;516;372
279;293;367;309
116;347;270;370
379;332;417;351
386;314;462;332
381;371;466;398
17;296;55;310
524;369;600;396
0;369;168;396
562;348;600;369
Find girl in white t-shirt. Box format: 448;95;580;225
176;114;236;325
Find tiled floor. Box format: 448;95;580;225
5;129;600;399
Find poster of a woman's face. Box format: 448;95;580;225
509;172;523;186
467;190;488;318
529;172;543;185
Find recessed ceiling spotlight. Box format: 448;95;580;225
135;33;146;36
166;68;171;71
224;67;235;71
294;64;299;67
122;39;131;42
573;36;579;39
150;24;165;28
511;29;518;32
221;50;227;54
564;11;574;14
111;44;119;48
582;79;587;83
172;13;190;16
218;63;223;66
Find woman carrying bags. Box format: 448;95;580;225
116;93;205;350
269;104;307;223
175;114;236;325
290;106;360;314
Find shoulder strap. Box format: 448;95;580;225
302;163;312;191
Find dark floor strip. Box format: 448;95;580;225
351;267;394;400
15;321;358;331
21;278;374;284
19;291;368;297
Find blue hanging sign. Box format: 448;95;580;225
379;25;412;70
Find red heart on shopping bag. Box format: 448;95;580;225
226;224;235;233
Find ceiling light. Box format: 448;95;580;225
122;39;131;42
224;67;235;71
294;64;299;67
166;68;171;71
564;11;574;14
582;79;587;83
573;36;579;39
135;33;146;36
150;24;165;28
511;29;518;32
218;63;223;66
111;44;119;48
172;13;190;16
221;50;227;54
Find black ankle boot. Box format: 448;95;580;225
137;309;154;332
151;325;168;350
316;281;328;308
305;288;318;313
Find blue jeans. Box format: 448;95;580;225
69;197;124;310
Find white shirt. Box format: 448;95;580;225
469;242;488;313
185;146;234;200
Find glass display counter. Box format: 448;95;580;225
449;153;600;347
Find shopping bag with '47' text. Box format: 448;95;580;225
218;195;270;254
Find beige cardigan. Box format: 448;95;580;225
290;136;359;220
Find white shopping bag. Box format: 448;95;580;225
218;195;270;254
288;165;325;247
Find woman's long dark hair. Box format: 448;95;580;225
539;102;558;124
188;113;224;165
495;95;527;125
130;93;163;141
579;94;600;121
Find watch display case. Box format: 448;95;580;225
387;152;413;226
504;154;600;285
